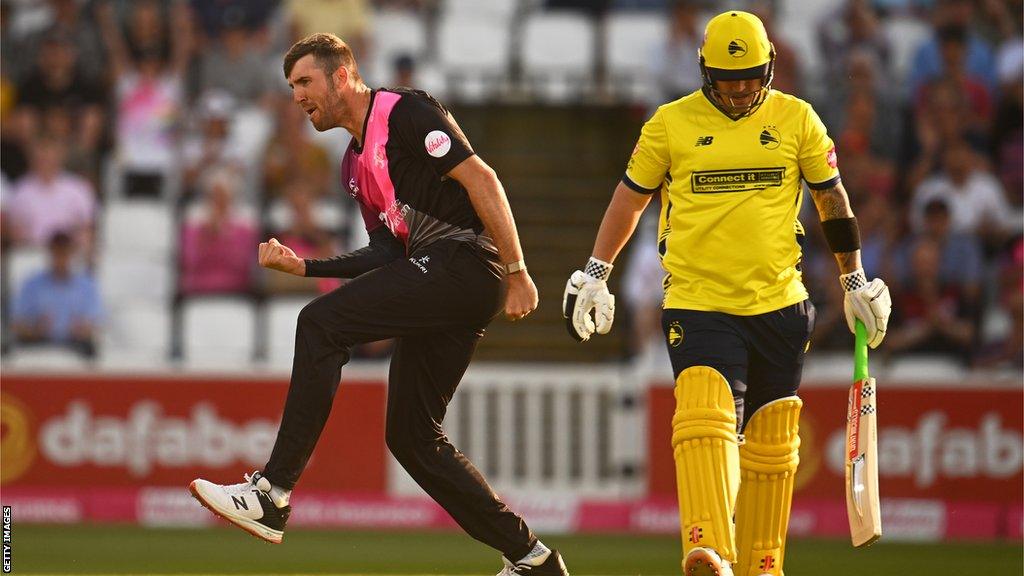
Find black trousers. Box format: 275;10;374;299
662;300;816;431
263;239;536;560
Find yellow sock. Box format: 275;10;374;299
735;397;802;576
671;366;739;565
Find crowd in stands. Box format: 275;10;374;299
0;0;1019;372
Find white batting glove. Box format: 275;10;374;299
562;258;616;342
841;269;892;349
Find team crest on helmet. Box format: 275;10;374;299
759;126;781;150
728;39;748;57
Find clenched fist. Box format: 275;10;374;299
258;238;305;276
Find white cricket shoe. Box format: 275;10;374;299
684;547;734;576
495;550;570;575
189;471;290;544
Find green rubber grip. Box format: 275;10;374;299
854;320;869;381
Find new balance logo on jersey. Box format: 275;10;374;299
694;136;714;147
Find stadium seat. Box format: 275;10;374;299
181;297;257;368
521;12;595;100
97;254;174;303
264;296;313;370
6;346;91;369
887;355;967;382
438;14;511;100
265;198;345;232
184;200;258;225
4;247;47;303
604;12;667;102
883;16;932;81
100;302;171;368
101;201;174;257
369;10;428;85
445;0;519;20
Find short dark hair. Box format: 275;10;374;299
283;33;361;83
48;231;73;250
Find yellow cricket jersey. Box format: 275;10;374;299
624;89;840;315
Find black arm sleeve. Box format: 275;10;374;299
303;227;406;279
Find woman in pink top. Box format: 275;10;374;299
179;166;257;295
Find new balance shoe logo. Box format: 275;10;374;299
232;496;248;510
695;136;714;147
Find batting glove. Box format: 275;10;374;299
841;269;892;349
563;257;615;342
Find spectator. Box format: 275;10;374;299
16;0;107;84
264;180;341;295
991;22;1023;211
908;0;997;98
11;231;102;357
99;0;192;199
648;0;703;103
179;166;258;296
914;24;993;132
886;237;976;360
190;0;277;40
910;138;1013;246
199;22;272;107
621;211;665;359
261;96;333;201
181;90;248;201
895;198;983;301
6;137;96;247
391;54;417;88
285;0;370;59
13;34;106;180
818;0;892;89
975;236;1024;369
748;0;802;96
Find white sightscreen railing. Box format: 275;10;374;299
387;364;646;499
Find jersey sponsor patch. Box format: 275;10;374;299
826;146;838;168
425;130;452;158
691;168;786;193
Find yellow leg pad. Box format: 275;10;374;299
735;397;802;576
671;366;739;564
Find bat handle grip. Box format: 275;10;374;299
854;320;869;381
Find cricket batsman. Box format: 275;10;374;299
563;11;892;576
190;33;568;575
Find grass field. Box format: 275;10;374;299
11;525;1022;575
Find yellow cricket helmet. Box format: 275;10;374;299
699;10;775;117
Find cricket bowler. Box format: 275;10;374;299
190;33;568;576
562;11;892;576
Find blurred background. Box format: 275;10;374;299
0;0;1021;574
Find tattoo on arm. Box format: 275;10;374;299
810;183;854;221
811;182;862;274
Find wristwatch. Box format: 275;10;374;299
503;259;527;275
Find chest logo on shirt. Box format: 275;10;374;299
425;130;452;158
695;136;714;147
691;167;785;194
759;126;781;150
348;177;360;197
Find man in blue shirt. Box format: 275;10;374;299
12;231;102;356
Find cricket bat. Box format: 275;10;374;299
845;320;882;547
